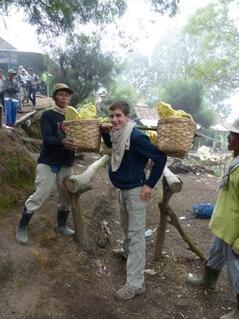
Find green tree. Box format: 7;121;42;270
1;0;126;35
0;0;180;35
161;79;216;127
50;34;119;105
98;80;139;116
120;53;152;95
185;0;239;92
120;32;200;104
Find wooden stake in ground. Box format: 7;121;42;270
64;155;110;247
154;168;205;261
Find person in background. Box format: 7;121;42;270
3;69;20;126
27;67;40;107
18;68;29;106
0;69;5;107
186;117;239;319
101;101;167;301
16;65;24;111
16;83;78;245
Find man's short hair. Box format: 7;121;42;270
109;101;130;116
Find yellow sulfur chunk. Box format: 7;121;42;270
78;103;97;119
146;131;158;145
176;109;192;119
98;117;110;123
156;101;193;120
156;102;176;119
65;106;81;121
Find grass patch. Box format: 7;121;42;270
0;130;35;214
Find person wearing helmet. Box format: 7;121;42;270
186;117;239;319
16;83;78;245
3;69;20;126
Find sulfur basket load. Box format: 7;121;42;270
156;102;196;158
63;119;101;153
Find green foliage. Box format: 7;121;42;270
50;34;119;105
1;0;127;35
161;79;216;127
185;0;239;92
0;0;180;35
120;53;153;95
98;81;139;116
151;0;180;16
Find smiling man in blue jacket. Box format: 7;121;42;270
101;101;167;301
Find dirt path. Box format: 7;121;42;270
0;154;236;319
16;95;53;120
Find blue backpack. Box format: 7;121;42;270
192;203;214;219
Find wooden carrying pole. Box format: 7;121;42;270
64;155;110;247
15;107;45;126
154;167;205;261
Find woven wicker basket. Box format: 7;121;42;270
157;118;196;158
63;119;101;152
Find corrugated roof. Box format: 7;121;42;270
134;106;158;121
0;37;16;50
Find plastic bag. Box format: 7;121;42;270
192;203;214;219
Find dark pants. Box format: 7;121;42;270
0;92;4;108
28;88;37;106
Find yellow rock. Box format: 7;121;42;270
147;131;158;145
156;101;193;120
78;103;97;119
65;106;81;120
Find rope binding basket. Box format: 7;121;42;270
157;117;196;158
63;119;101;153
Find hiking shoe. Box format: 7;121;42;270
112;248;128;260
16;226;28;245
55;225;75;237
114;284;146;301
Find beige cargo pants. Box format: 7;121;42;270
25;163;72;213
119;187;147;289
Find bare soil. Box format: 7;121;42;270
0;97;235;319
0;151;236;319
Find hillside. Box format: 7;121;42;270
0;105;236;319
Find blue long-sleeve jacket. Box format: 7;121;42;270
102;128;167;190
38;109;75;167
